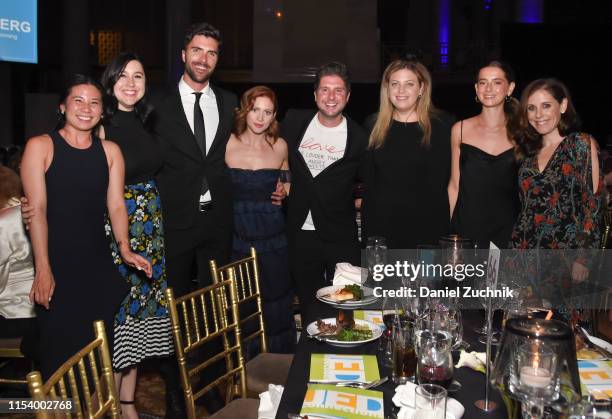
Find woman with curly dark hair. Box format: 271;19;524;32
509;78;604;311
225;85;295;354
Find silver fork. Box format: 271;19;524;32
336;376;389;389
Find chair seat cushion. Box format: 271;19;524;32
246;353;294;394
0;338;23;357
209;397;259;419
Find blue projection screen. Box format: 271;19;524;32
0;0;38;64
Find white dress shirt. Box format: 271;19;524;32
178;77;219;156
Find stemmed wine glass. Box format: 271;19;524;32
366;236;387;287
474;271;501;344
414;311;462;392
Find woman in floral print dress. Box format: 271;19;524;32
510;78;603;310
101;53;172;419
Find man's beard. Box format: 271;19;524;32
185;62;212;84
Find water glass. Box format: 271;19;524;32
392;318;416;384
366;236;387;284
415;383;447;419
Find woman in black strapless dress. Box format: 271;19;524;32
20;74;152;380
225;86;295;354
448;61;520;248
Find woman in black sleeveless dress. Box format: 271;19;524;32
20;75;152;380
448;61;520;248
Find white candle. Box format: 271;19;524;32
520;366;551;388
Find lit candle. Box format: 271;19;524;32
519;366;551;388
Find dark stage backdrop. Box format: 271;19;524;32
502;23;611;144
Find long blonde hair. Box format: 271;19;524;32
369;59;436;149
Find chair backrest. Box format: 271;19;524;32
210;247;268;354
26;320;120;419
0;337;27;385
165;274;247;419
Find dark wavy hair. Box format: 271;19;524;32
100;52;153;126
184;22;222;49
314;61;351;92
477;60;521;152
55;74;104;130
516;78;580;157
233;86;279;145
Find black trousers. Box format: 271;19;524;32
289;230;360;326
164;216;233;298
160;213;232;393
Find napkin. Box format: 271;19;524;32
582;327;612;354
393;382;465;419
332;262;367;286
257;384;283;419
455;351;486;373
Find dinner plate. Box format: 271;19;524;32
315;285;379;308
306;318;382;348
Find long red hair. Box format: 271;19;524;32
233;85;279;144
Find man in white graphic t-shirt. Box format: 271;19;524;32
280;62;368;325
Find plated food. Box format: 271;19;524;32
323;284;364;302
316;285;378;309
307;317;382;348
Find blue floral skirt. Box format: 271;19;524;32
105;180;173;370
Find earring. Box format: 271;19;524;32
475;95;480;103
418;93;422;99
505;95;511;103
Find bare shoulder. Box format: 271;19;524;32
450;120;464;143
274;136;288;151
226;133;241;150
25;134;52;149
101;138;121;155
273;137;289;158
23;134;52;160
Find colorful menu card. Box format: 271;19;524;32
354;310;384;330
578;359;612;398
300;384;384;419
310;354;380;383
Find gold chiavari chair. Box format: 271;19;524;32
26;320;120;419
165;273;259;419
0;337;27;385
210;247;293;395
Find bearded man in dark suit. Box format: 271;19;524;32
153;22;236;417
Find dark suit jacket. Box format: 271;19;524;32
153;84;237;232
281;109;368;243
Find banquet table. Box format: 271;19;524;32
275;301;509;419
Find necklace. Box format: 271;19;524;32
393;109;416;123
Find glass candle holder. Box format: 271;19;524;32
517;342;557;401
